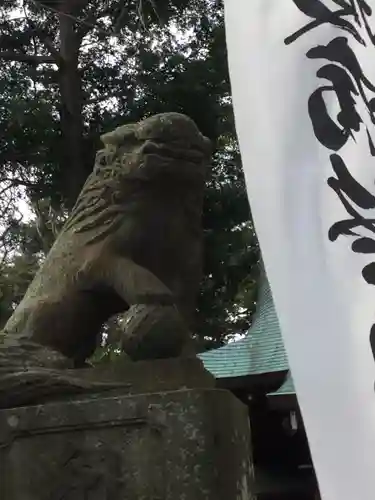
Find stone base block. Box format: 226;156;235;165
0;388;255;500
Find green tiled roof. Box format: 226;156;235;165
199;265;296;396
270;372;295;396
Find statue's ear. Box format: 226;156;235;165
100;124;137;147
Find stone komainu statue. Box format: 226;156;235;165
2;113;211;368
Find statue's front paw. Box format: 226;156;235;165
120;304;191;361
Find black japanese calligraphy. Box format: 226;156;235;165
285;0;371;46
327;154;375;243
307;37;375;154
286;0;375;369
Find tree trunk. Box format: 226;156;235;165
58;13;86;208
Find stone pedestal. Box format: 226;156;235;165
0;361;255;500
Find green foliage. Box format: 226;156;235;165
0;220;42;328
0;0;259;349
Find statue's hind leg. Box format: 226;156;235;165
104;257;192;360
1;297;76;371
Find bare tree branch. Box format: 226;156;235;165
0;177;37;189
0;51;56;64
22;8;61;62
30;0;116;38
38;34;60;60
79;6;115;37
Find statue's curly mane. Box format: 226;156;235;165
61;117;208;245
62;125;138;244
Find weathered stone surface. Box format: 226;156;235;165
0;354;214;410
0;111;211;407
0;388;255;500
78;355;215;393
2;112;211;368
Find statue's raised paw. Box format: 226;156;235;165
120;304;193;361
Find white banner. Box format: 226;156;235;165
224;1;375;499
